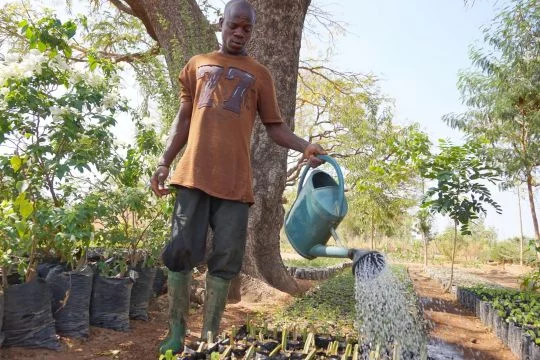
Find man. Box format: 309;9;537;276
150;0;326;354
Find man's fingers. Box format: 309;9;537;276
309;155;324;168
150;182;161;197
150;174;166;197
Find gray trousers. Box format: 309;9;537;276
161;186;249;280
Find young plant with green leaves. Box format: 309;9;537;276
95;133;173;275
421;140;502;291
467;285;540;345
0;15;125;283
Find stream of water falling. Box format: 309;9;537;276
354;260;429;359
354;260;467;359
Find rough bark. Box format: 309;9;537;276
517;185;524;266
422;232;428;268
113;0;311;294
445;221;458;293
122;0;218;87
242;0;311;295
526;172;540;260
227;276;242;303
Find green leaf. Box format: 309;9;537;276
16;180;29;193
37;41;47;52
15;194;33;219
63;47;72;59
10;155;22;172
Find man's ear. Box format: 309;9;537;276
219;17;224;31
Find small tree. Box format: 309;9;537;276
445;0;540;256
0;16;125;283
421;140;502;291
416;207;434;268
96;122;173;275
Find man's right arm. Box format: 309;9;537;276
159;101;193;167
150;101;193;197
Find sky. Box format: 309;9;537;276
314;0;534;240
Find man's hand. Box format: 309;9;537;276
150;165;171;197
303;143;327;167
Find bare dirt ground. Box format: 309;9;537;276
454;263;530;289
408;264;517;360
0;261;529;360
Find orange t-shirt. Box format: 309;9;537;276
170;51;283;204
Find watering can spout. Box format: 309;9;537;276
348;248;386;280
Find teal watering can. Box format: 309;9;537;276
284;155;385;279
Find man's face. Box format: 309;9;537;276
219;4;254;55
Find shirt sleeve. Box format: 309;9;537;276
178;58;195;103
257;67;283;124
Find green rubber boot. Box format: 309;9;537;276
201;274;231;341
159;270;192;355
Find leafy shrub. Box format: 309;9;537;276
467;285;540;345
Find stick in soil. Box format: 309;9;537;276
332;341;340;356
220;345;232;360
344;343;352;359
230;325;236;344
303;333;314;354
197;342;206;352
281;327;288;351
326;342;333;355
305;348;317;360
372;343;381;360
352;344;359;360
392;343;400;360
244;344;255;360
269;344;282;357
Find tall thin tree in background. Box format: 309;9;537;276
445;0;540;259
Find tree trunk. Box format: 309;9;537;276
517;185;524;266
114;0;311;294
423;232;428;268
526;172;540;260
421;180;428;268
242;0;311;295
370;214;375;250
445;221;458;293
227;276;242;304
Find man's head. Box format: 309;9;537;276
219;0;256;56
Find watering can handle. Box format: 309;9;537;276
297;155;345;205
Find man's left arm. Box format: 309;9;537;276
264;122;326;166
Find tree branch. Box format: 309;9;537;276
72;44;160;64
122;0;158;42
109;0;135;17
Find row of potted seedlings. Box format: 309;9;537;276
0;250;164;350
164;323;373;360
456;286;540;360
285;263;352;280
